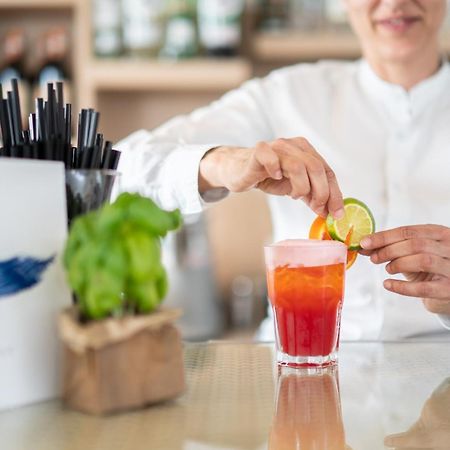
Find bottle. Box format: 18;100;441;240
197;0;245;57
34;28;72;103
0;29;31;125
92;0;123;57
259;0;289;31
160;0;198;59
121;0;165;58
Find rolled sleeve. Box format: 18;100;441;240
160;145;222;214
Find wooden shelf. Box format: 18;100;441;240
84;58;253;92
0;0;75;8
253;31;361;61
253;30;450;62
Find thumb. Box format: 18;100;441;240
384;426;432;448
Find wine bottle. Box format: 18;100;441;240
0;28;31;126
197;0;245;57
34;28;72;103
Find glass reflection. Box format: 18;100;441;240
269;366;351;450
384;377;450;449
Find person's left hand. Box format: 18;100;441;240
360;224;450;315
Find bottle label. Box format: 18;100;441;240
198;0;244;48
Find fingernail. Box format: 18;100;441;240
334;208;345;219
360;237;371;248
384;279;392;290
275;170;283;180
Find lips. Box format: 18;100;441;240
375;16;421;32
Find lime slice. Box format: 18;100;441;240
326;198;375;250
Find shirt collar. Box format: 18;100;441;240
357;58;450;123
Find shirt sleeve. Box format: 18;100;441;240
114;77;275;215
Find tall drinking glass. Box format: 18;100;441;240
264;239;347;367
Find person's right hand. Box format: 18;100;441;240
198;137;344;219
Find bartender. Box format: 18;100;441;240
116;0;450;340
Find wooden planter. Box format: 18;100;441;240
58;307;185;415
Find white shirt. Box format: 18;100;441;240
116;59;450;340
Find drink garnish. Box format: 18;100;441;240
326;198;375;251
309;215;358;270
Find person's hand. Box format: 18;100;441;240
360;225;450;315
198;137;344;219
384;378;450;449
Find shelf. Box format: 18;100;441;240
253;30;450;62
253;31;361;61
84;58;253;92
0;0;75;8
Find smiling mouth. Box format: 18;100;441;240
376;16;421;29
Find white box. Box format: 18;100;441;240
0;159;72;411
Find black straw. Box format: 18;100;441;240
0;79;120;170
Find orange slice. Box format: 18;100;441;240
309;216;332;240
309;216;358;270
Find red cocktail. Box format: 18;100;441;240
265;240;347;367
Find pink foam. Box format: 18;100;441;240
264;239;347;268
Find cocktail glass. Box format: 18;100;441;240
264;239;347;367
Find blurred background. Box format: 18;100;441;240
2;0;450;341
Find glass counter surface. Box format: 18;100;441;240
1;341;449;450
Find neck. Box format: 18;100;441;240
364;47;441;91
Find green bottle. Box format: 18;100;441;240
160;0;198;59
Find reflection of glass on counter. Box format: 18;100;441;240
270;366;350;450
385;377;450;449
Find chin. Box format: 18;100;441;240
376;39;429;63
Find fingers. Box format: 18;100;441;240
278;142;329;215
272;137;343;218
384;429;433;448
253;142;283;180
361;225;450;250
383;278;450;300
385;254;450;278
369;238;449;265
292;137;344;218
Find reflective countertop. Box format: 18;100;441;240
1;341;449;450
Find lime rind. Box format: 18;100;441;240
326;198;375;250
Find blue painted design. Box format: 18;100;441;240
0;255;55;298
